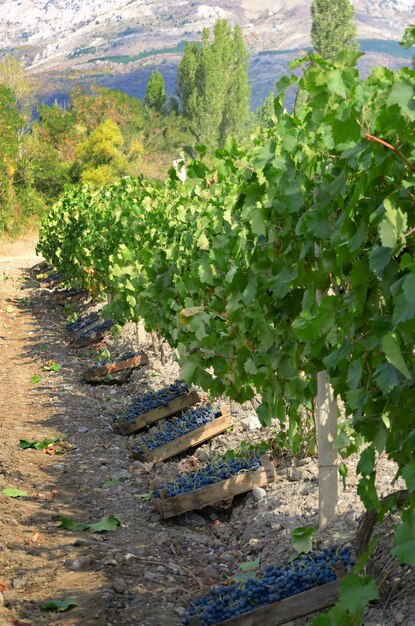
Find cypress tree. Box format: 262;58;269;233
311;0;356;60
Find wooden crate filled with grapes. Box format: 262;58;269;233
52;288;87;305
152;453;276;519
185;550;350;625
71;319;115;349
130;405;232;463
117;381;200;435
83;351;149;382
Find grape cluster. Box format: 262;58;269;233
183;547;353;625
132;405;221;455
119;380;189;424
152;452;262;498
77;319;114;341
66;311;99;334
95;350;142;368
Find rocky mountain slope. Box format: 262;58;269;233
1;1;413;111
0;0;413;71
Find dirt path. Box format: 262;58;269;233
0;244;226;626
0;249;109;625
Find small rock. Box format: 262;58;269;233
51;464;65;470
65;555;93;571
1;591;11;607
175;607;186;617
112;577;127;594
110;469;130;481
180;513;208;527
78;426;89;433
72;538;91;547
240;415;262;431
12;578;25;589
123;553;136;563
194;448;209;462
286;467;303;482
252;487;266;502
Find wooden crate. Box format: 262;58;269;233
131;407;232;464
71;324;113;349
188;564;345;626
39;275;62;289
153;454;276;519
70;317;101;340
118;389;200;436
53;290;87;305
83;353;149;381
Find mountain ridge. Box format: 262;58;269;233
1;0;414;72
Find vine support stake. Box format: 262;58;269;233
315;242;338;528
316;370;338;527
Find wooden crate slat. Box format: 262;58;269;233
71;318;103;341
118;389;201;435
132;409;232;463
153;455;276;519
83;354;149;381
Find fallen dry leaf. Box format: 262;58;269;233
178;456;200;473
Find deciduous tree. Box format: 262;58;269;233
311;0;356;60
145;71;167;113
177;19;250;148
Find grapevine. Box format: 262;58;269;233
37;47;415;620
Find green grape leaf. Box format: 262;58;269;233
40;598;77;612
382;333;411;379
392;512;415;565
2;488;29;498
88;515;121;533
291;526;316;554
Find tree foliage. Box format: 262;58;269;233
145;70;167;113
75;119;128;185
177;19;250;148
311;0;356;60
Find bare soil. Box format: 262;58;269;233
0;239;413;626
